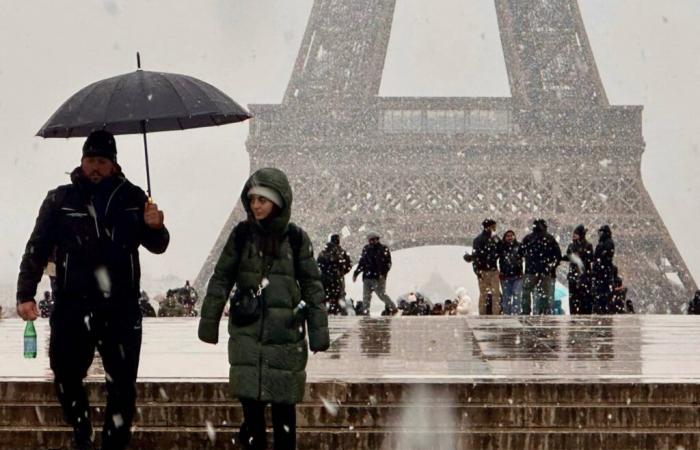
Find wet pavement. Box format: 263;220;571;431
1;315;699;383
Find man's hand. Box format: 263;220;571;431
17;301;39;321
144;202;165;229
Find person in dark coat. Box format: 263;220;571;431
610;266;628;314
469;219;502;315
138;291;156;318
592;225;615;314
317;234;353;315
158;290;186;317
499;230;523;315
16;130;169;450
199;168;329;450
520;219;562;315
562;225;594;314
688;290;700;315
352;232;397;315
38;290;55;318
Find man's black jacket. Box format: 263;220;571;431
520;230;562;276
471;230;502;273
17;168;169;314
354;243;392;280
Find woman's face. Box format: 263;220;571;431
249;194;275;221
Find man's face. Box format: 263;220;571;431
504;232;514;243
81;156;116;184
489;224;497;233
368;237;379;245
572;232;580;241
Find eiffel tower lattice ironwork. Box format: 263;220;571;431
197;0;696;312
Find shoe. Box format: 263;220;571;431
71;424;94;450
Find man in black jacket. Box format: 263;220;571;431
16;130;169;450
352;232;397;315
563;225;594;314
469;219;502;315
317;234;353;315
520;219;562;315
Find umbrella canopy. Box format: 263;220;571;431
37;69;250;137
37;55;251;197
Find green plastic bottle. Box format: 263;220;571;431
24;321;37;359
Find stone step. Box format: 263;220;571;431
3;381;700;405
2;403;700;429
1;426;698;450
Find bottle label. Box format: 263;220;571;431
24;338;37;355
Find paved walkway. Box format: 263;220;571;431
1;316;699;383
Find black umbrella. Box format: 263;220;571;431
37;53;251;197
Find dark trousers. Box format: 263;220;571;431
239;399;296;450
49;305;142;450
569;279;593;314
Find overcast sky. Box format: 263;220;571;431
1;0;698;293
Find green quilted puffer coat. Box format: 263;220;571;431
198;168;329;404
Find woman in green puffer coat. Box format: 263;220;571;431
198;167;329;450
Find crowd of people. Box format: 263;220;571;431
465;218;633;316
313;219;637;317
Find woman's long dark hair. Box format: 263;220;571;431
247;204;282;257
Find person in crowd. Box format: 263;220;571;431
158;292;186;317
183;302;198;317
138;291;156;318
353;232;397;316
562;224;594;314
520;219;562;315
181;280;198;308
467;219;502;315
15;130;169;450
592;225;616;314
499;230;523;315
610;266;628;314
455;288;477;315
317;234;353;315
38;290;55;318
687;290;700;315
198;167;329;450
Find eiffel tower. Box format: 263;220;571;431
197;0;696;312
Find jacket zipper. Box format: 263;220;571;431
87;202;101;239
130;254;135;287
105;179;126;216
106;180;126;241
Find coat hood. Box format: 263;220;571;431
573;224;587;239
598;224;612;240
502;230;519;245
533;219;548;233
241;167;292;235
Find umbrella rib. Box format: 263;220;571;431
157;73;190;124
103;75;128;130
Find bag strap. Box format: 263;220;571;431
287;223;303;259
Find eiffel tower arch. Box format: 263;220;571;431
197;0;696;312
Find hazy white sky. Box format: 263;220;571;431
1;0;699;293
